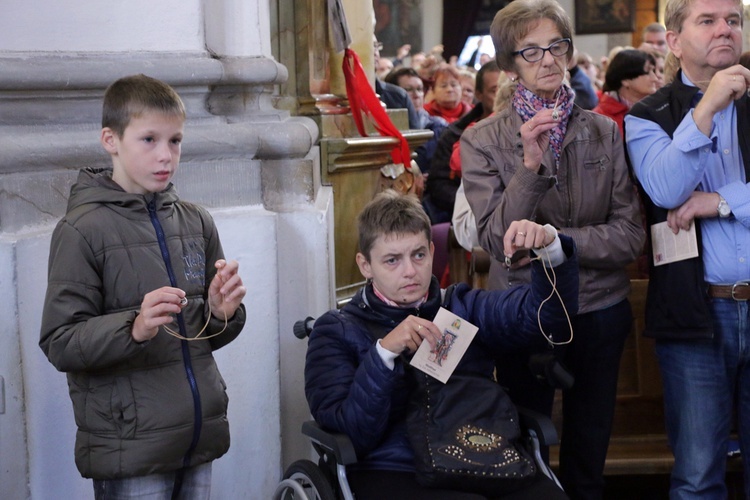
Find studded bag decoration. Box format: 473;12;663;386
406;371;537;496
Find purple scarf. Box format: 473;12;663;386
512;82;575;170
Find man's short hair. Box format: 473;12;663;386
665;0;742;33
642;22;666;36
102;74;186;137
476;59;500;93
357;190;431;261
384;67;420;86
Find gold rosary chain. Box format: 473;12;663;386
162;298;228;341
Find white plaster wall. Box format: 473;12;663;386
204;0;272;57
212;207;282;498
0;0;205;52
276;189;336;469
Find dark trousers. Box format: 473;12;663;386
348;469;567;500
495;299;632;500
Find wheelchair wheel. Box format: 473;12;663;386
279;459;336;500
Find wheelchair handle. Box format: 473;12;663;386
294;316;316;339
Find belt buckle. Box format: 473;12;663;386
731;281;750;301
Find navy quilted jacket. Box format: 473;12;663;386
304;236;578;472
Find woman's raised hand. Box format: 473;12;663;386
520;108;559;173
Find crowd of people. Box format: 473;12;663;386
38;0;750;499
317;0;749;499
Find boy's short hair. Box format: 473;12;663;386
102;74;186;137
357;190;431;261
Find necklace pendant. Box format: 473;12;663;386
552;109;559;121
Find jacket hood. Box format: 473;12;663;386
66;167;179;220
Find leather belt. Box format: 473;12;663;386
708;283;750;301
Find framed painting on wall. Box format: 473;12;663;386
373;0;424;56
575;0;635;34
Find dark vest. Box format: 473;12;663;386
626;70;750;340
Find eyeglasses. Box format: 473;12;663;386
403;86;424;94
512;38;571;63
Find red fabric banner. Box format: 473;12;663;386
342;48;411;170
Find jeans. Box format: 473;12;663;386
93;462;212;500
657;298;750;500
495;299;632;500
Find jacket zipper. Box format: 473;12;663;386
147;198;203;467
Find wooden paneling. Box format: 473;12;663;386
633;0;659;47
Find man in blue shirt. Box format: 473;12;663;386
625;0;750;498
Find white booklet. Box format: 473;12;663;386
650;221;699;266
410;307;477;383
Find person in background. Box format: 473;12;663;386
374;37;420;130
462;1;645;498
624;0;750;497
639;22;668;56
424;64;472;123
567;47;598;109
577;51;603;93
593;49;659;135
392;43;412;68
376;55;395;80
415;44;447;98
305;190;578;500
425;60;502;224
386;67;448;175
650;49;666;88
458;68;477;107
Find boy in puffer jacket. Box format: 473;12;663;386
305;190;578;499
40;74;247;500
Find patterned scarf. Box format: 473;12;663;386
512;82;575;170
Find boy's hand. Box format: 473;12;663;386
381;315;442;355
132;286;186;343
208;259;246;320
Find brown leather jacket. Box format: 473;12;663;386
461;105;644;314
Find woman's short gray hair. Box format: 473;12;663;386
490;0;574;73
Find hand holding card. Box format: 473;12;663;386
410;308;478;383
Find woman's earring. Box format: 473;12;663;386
510;76;517;82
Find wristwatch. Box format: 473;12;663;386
717;195;731;218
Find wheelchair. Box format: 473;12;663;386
273;317;565;500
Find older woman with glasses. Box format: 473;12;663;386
461;1;644;498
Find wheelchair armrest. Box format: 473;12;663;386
302;420;358;466
517;407;558;447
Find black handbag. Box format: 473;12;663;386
406;370;537;496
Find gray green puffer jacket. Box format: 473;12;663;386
40;168;246;479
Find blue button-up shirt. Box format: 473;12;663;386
625;73;750;284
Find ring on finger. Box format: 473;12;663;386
417;324;422;331
517;231;526;237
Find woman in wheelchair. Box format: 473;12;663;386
304;191;578;499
